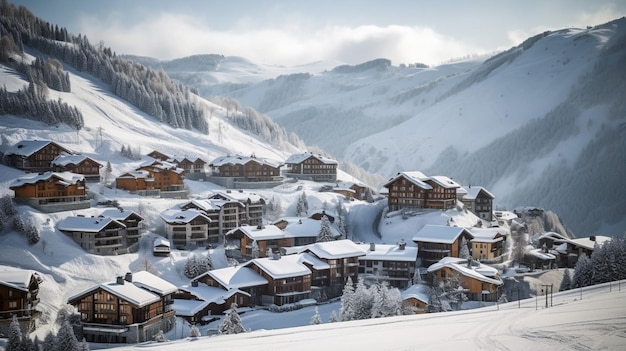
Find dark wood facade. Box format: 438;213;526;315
284;154;337;182
52;155;103;182
4;140;72;172
385;172;459;212
0;271;41;334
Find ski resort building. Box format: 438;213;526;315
10;171;90;212
160;209;212;249
458;185;495;222
384;171;460;212
357;241;418;289
208;154;283;188
51;153;103;182
3;140;73;173
0;269;42;335
283;153;338;182
412;225;474;267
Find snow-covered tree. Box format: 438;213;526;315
310;306;322;325
296;191;308;217
572;254;593;288
219;303;246;335
57;319;80;351
25;218;40;245
371;282;402;318
153;330;167;342
19;334;36;351
251;240;259;258
352;278;373;320
339;277;355;321
328;310;339;323
316;215;334;243
559;269;572;291
364;188;375;203
41;332;57;351
184;254;211;278
7;315;22;351
459;236;471;260
189;324;201;338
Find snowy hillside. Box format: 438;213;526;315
170;18;626;237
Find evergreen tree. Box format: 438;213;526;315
559;269;572;291
189;324;201;338
459;236;471;260
339;277;355;321
19;333;36;351
57;320;80;351
219;303;246;335
7;315;22;351
251;240;259;258
328;310;339;323
316;215;334;243
352;278;373;320
26;218;40;245
572;254;593;288
296;191;308;217
41;332;57;351
310;306;322;325
364;188;375;203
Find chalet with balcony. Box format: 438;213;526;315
178;198;245;243
468;228;507;263
52;153;103;182
332;181;372;200
302;240;366;298
152;238;170;257
0;269;42;335
172;157;206;175
57;216;127;255
160;209;211;249
357;241;418;289
210;190;265;227
384;172;460;212
458;186;495;222
273;217;338;246
68;272;176;344
174;282;242;324
412;225;474;267
3;140;73;172
208;155;282;188
284;153;338;182
10;171;90;212
427;257;503;302
227;224;293;259
245;254;312;306
99;209;144;246
115;171;158;196
136;160;185;193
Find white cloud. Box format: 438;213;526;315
77;13;481;66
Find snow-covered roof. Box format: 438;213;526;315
203;265;268;289
305;240;366;259
284;153;338;165
99;209;144;222
52;153;100;167
401;284;430;304
57;216;125;232
160;209;212;224
527;249;557;261
4;140;72;157
384;171;432;190
179;198;241;212
494;211;518;220
299;252;331;270
230;224;291;241
357;243;418;262
427;257;502;286
10;171;84;188
0;268;37;291
209;155;281;168
428;176;461;189
212;190;263;203
276;217;332;238
460;186;495;200
69;280;160;308
537;231;569;242
117;170;152;179
249;255;312;279
171;298;210;317
568;236;612;250
468;228;506;243
131;271;178;296
412;225;473;244
139;159;184;174
153;238;170;248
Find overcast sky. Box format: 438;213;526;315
11;0;626;66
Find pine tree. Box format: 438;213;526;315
7;315;22;351
459;236;471;260
316;215;334;243
328;310;339;323
296;191;308;217
352;278;373;320
572;254;593;288
19;333;36;351
41;331;57;351
251;240;259;258
219;303;246;335
189;324;201;338
339;277;355;321
26;218;40;245
57;319;80;351
559;269;572;291
310;306;322;325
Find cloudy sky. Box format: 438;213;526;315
12;0;626;66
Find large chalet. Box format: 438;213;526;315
208;155;283;188
178;198;244;244
0;269;42;335
52;153;103;182
283;153;338;182
412;225;474;267
3;140;73;173
384;171;460;212
116;159;185;198
357;241;418;289
458;185;495;222
160;209;212;249
427;257;503;302
10;171;90;212
57;216;127;255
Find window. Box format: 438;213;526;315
9;301;18;309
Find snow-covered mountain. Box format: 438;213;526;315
161;18;626;237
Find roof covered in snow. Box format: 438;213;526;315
230;224;291;241
4;140;72;157
427;257;502;286
284;153;338;165
248;255;312;279
52;153;101;167
131;271;178;296
401;283;430;304
211;189;264;203
117;170;152;180
57;216;125;232
160;209;212;224
209;155;281;168
277;217;340;238
526;249;557;260
10;171;84;188
412;225;473;244
171;298;210;317
357;242;418;262
99;209;144;222
68;280;161;308
384;171;431;190
428;175;461;189
468;228;506;243
459;186;495;200
305;239;366;259
179;198;243;212
568;236;612;250
0;268;37;291
203;265;268;289
153;238;170;248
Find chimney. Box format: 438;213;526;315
124;272;133;282
590;236;596;242
370;243;375;251
116;276;125;285
398;239;406;250
191;280;199;287
467;258;472;268
272;251;281;260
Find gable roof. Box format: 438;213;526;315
117;170;153;180
4;140;72;157
305;239;366;259
230;224;291;241
202;265;268;290
209;155;281;168
248;255;312;279
427;176;461;189
10;171;84;188
460;186;495;200
211;190;264;203
52;153;102;167
383;171;432;190
0;268;38;292
427;257;502;286
401;284;430;304
468;228;506;243
180;198;244;212
412;225;474;244
160;209;212;224
68;280;160;308
131;271;178;296
357;243;418;262
285;153;338;165
57;216;125;233
99;209;144;222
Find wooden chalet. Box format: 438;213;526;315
209;155;281;181
152;238;170;257
160;209;211;249
68;272;176;343
384;172;460;212
57;216;127;255
210;190;265;227
458;186;495;222
468;228;507;263
115;171;157;195
136;160;184;192
412;225;474;267
357;241;418;289
52;153;103;182
192;265;269;309
3;140;73;172
401;284;430;314
10;171;90;212
99;209;144;246
146;150;170;161
272;217;336;246
332;181;371;200
283;153;338;182
179;198;245;244
246;255;312;306
0;269;42;335
173;157;206;175
427;257;503;301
